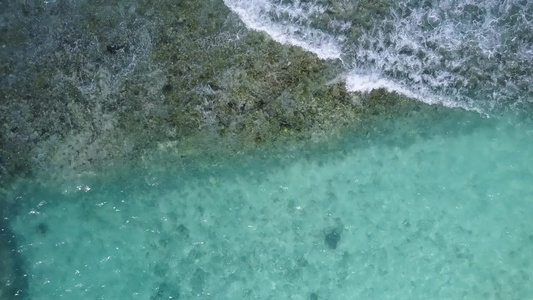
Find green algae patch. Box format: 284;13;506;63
148;4;382;153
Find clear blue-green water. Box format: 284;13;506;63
7;110;533;299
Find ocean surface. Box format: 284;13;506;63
7;108;533;299
2;0;533;299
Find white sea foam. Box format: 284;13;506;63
344;73;418;99
224;0;533;114
223;0;342;60
343;72;481;113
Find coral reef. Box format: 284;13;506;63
0;0;417;187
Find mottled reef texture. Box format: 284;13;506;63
4;0;484;194
0;0;421;188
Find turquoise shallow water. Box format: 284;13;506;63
6;108;533;299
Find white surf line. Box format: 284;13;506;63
223;0;342;60
343;72;485;114
223;0;485;114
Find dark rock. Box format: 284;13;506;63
106;44;125;54
310;292;319;300
162;84;173;96
177;224;189;238
37;223;48;235
325;229;341;250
